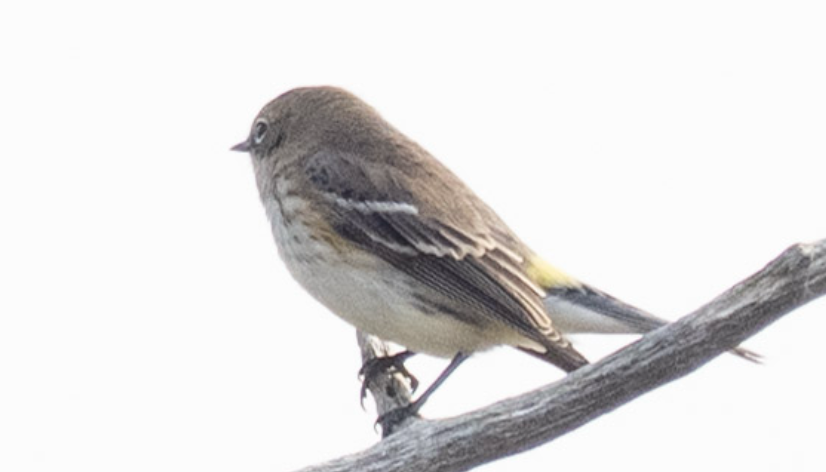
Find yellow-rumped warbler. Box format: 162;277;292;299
232;86;757;426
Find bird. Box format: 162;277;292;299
231;86;757;432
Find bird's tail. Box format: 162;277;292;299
542;284;761;363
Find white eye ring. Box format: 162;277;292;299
253;120;268;144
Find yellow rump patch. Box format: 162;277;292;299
526;256;581;289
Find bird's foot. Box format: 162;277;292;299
359;351;418;407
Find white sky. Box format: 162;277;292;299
2;2;825;471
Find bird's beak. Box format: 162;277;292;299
231;139;251;152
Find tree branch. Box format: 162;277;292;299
296;239;826;472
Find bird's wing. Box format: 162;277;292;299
303;150;587;371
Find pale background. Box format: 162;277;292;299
1;2;825;471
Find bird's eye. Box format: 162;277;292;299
253;120;268;144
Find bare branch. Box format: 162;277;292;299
296;239;826;472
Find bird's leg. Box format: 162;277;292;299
377;352;470;436
359;350;418;407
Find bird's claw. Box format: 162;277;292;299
358;351;417;408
